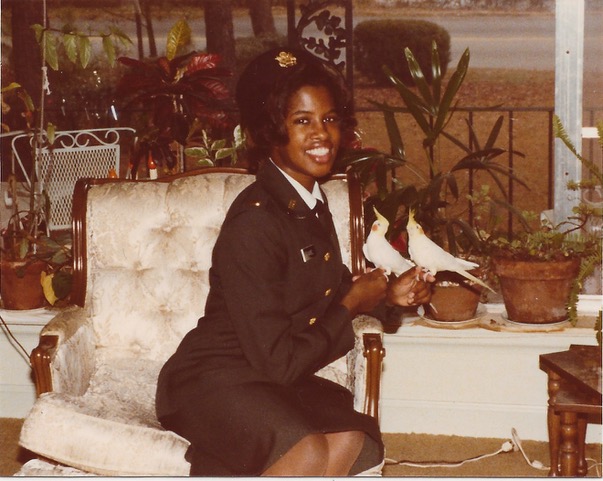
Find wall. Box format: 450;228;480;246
380;298;601;442
0;309;53;419
1;300;601;445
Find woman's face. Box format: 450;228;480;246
270;85;341;191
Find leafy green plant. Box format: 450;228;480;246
1;85;72;305
31;22;131;70
184;125;244;168
1;15;130;306
484;117;602;324
340;42;525;256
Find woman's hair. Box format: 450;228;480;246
235;47;356;169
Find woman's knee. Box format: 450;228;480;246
262;433;329;476
349;434;384;475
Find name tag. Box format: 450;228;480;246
300;245;317;263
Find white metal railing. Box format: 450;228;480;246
10;127;135;231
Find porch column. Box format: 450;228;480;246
554;0;584;225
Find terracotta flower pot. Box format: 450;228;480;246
492;257;580;324
0;259;47;310
423;270;483;322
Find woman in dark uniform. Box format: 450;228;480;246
156;47;433;476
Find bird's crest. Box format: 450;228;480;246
373;206;389;227
406;209;423;234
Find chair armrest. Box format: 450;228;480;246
30;306;95;397
351;315;385;421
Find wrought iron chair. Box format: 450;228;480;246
10;127;135;232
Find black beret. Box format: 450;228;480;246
235;46;332;131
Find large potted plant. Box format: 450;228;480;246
486;117;602;325
1;17;127;309
1;85;73;309
115;20;238;177
340;42;525;323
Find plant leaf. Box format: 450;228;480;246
404;47;434;110
62;33;78;64
434;48;470;134
166;19;191;61
46;123;56;145
44;32;59;71
184;147;209;159
383;67;432;136
31;24;45;43
383;109;405;160
51;270;72;300
215;148;233;160
77;35;92;69
102;35;116;67
430;40;442;104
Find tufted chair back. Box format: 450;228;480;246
72;168;362;365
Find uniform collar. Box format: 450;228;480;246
269;159;324;209
257;161;328;219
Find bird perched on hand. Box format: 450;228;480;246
406;210;494;292
363;207;415;276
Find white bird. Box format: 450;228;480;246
363;207;415;276
406;210;495;292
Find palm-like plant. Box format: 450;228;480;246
341;42;526;256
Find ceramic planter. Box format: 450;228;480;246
492;257;580;324
0;259;47;310
423;270;483;322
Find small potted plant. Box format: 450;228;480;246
340;42;525;323
484;116;602;325
1;85;73;309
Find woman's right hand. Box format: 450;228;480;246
340;268;387;316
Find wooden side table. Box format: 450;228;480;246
540;345;602;477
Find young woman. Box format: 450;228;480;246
156;47;433;476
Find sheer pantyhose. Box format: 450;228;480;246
262;431;365;476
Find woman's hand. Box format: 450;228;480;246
340;268;388;316
387;266;435;306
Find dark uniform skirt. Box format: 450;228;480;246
161;374;384;476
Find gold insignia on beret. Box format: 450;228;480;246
275;51;297;68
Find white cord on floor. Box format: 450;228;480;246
511;427;549;471
386;427;600;473
384;440;515;469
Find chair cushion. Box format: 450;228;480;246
14;453;384;477
20;357;190;476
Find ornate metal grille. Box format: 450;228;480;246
286;0;355;104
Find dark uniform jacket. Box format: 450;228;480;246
156;161;356;421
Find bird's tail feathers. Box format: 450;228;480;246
457;269;495;293
456;258;479;269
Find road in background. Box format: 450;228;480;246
125;10;602;72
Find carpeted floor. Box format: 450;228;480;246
1;417;601;477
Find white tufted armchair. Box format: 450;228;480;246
17;168;385;476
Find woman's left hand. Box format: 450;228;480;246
386;266;435;306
